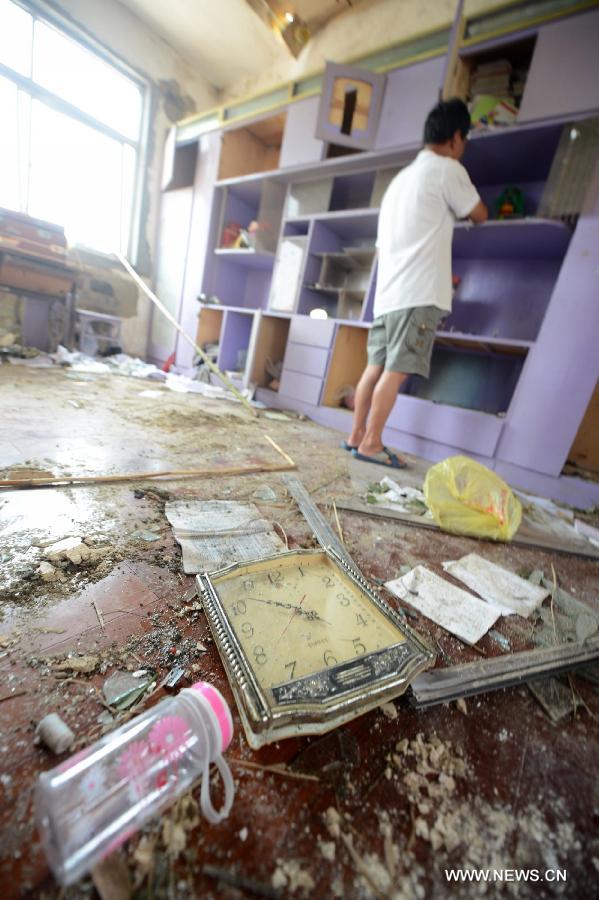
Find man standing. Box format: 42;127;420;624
345;98;488;467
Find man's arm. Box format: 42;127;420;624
468;199;488;224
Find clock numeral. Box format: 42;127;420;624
284;660;296;679
337;592;351;607
322;576;334;588
268;571;283;585
242;579;254;591
298;565;305;577
241;622;254;637
352;637;366;656
253;646;268;666
355;613;367;627
323;649;338;667
231;599;247;616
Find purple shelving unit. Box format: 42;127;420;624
169;4;599;506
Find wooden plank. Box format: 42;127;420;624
196;307;224;346
335;498;599;561
249;315;290;387
321;325;368;407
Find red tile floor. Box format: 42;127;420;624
1;366;598;899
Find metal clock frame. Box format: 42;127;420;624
197;547;434;748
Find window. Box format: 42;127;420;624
0;0;145;255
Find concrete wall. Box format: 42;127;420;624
46;0;218;357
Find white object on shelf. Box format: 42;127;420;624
269;237;306;311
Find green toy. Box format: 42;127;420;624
495;186;525;218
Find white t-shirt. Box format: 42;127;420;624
373;149;480;318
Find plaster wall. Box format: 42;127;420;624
220;0;504;103
44;0;218;357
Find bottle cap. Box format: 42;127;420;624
190;682;233;752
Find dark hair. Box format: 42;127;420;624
424;98;471;144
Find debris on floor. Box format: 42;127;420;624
1;363;597;899
442;551;549;617
385;564;500;645
364;476;430;516
165;499;285;573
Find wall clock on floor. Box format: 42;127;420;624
197;548;433;748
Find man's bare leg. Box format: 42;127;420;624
347;364;383;448
357;370;407;462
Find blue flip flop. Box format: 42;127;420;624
351;446;407;469
340;440;358;452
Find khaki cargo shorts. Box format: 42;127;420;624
367;305;445;377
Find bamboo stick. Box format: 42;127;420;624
0;436;296;490
0;460;296;490
115;253;258;416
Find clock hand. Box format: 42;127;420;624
276;594;306;646
246;596;329;624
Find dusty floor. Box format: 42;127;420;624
1;365;598;900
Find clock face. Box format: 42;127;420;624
209;551;406;690
199;549;434;747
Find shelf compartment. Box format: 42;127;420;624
452;218;571;259
463;122;563;184
217;310;256;375
214;248;275;270
449;256;562;342
196;306;224;348
448;35;536;119
218;113;286;180
402;345;525;415
248;314;291;390
322;325;369;408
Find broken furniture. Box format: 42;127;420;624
75;309;122;356
0;207;78;352
410;637;599;708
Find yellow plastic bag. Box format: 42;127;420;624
423;455;522;541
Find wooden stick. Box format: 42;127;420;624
0;690;28;704
0;437;296;490
263;434;295;466
92;599;105;629
115;253;258;416
231;759;319;782
0;460;296;489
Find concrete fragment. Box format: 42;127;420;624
37;561;60;582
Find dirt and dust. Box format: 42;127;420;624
1;364;598;899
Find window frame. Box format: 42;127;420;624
0;0;150;262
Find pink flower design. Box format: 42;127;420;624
117;740;150;781
149;715;190;764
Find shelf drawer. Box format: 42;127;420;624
283;342;329;377
288;316;336;348
387;395;504;457
279;370;323;406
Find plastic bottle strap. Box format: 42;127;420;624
200;753;235;825
178;690;234;824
